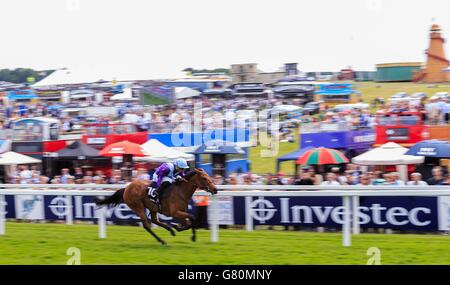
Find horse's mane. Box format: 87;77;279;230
184;170;197;179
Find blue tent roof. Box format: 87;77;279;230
405;140;450;158
47;105;64;109
7;90;37;100
315;83;354;95
277;146;314;162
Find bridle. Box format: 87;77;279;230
191;171;212;192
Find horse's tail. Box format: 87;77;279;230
94;188;125;207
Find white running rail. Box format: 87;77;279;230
0;184;449;246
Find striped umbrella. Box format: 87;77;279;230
296;147;349;165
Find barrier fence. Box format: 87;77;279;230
0;184;449;247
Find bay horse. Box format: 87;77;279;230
94;168;217;245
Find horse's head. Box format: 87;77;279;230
191;168;218;195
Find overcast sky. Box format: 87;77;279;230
0;0;449;80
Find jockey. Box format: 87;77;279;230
152;158;190;198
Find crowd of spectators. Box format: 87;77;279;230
8;165;138;185
211;165;450;187
1;89;449;187
0;90;448;138
378;95;449;125
5;161;449;188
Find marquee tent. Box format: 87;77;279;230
352;142;424;181
33;69;98;87
175;87;201;99
56;141;100;159
276;146;314;173
405;140;450;158
0;152;41;165
271;104;302;113
193;139;245;155
110;88;137;101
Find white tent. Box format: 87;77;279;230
352;142;424;181
121;113;141;124
271;104;302;113
172;140;254;153
175;87;201;99
0;152;42;165
136;139;194;163
70;89;95;99
352;142;424;165
110;88;138;101
33;69;107;87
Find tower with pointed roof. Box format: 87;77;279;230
413;24;450;83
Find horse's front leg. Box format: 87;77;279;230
170;218;192;232
171;210;196;242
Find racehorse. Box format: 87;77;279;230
94;168;217;245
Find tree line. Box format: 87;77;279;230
0;68;54;84
183;67;229;75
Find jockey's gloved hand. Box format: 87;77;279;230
175;175;183;181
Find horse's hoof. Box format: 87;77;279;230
170;222;179;230
160;240;166;246
191;236;196;242
170;230;176;237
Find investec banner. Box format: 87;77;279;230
233;196;441;231
3;194;449;231
4;195;195;223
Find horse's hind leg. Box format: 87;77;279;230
133;204;166;245
150;211;176;237
142;197;176;236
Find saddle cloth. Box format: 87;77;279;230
148;185;158;204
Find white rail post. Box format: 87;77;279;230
65;195;73;225
0;195;5;235
210;194;219;242
342;195;351;247
352;195;360;235
245;196;253;231
97;197;107;239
